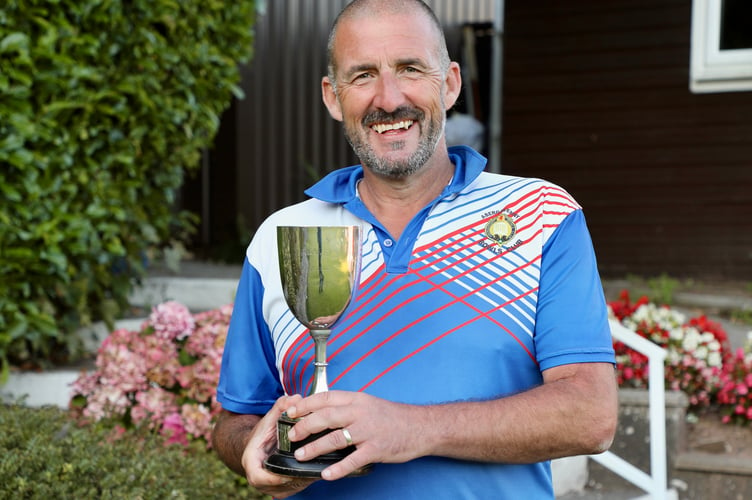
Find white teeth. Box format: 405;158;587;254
372;120;413;134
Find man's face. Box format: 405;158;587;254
324;11;457;178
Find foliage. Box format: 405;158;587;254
609;291;752;425
0;0;255;378
70;301;232;446
0;403;265;499
645;273;682;306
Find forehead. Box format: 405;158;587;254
333;11;441;72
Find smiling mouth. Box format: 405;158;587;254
371;120;414;134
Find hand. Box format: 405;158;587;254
240;394;317;498
286;391;423;481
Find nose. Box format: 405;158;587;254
372;72;407;112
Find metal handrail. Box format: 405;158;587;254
588;319;671;499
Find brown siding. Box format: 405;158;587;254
502;0;752;280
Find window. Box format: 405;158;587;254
691;0;752;93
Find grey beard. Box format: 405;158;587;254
345;113;444;179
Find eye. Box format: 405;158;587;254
400;65;424;77
350;72;373;84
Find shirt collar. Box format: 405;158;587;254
304;145;487;204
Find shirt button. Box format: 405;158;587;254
383;238;394;247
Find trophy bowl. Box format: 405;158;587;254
263;225;371;477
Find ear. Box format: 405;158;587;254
443;61;462;111
321;76;343;122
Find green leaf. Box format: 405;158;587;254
0;32;29;54
178;348;198;367
6;318;29;340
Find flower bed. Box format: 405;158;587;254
609;291;752;424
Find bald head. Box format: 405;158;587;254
326;0;451;86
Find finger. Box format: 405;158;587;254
255;477;317;499
245;431;317;497
244;395;307;484
275;393;304;417
293;426;354;463
321;447;373;481
286;390;349;419
287;407;350;444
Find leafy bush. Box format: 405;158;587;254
0;403;267;499
70;301;232;446
0;0;255;377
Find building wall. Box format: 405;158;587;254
501;0;752;280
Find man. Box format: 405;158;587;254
212;1;618;498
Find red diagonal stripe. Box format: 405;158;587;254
331;250;542;388
357;285;540;392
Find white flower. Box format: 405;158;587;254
694;345;709;361
667;350;682;364
682;329;701;352
699;332;715;343
631;304;652;323
669;328;684;341
708;351;723;367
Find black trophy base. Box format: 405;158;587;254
264;450;372;478
263;414;372;478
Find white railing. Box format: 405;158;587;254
588;319;673;499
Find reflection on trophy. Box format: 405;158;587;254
264;225;372;478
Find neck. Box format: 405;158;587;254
359;156;454;240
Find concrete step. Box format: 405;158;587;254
2;317;145;408
128;276;239;311
673;452;752;499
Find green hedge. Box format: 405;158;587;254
0;403;267;499
0;0;255;376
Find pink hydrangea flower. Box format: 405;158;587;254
149;301;195;341
69;302;233;448
161;412;189;445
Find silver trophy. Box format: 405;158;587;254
264;225;371;477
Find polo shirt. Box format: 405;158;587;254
217;146;615;499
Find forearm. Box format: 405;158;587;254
282;363;617;481
416;363;618;463
212;410;262;475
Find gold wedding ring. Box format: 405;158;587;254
342;428;354;447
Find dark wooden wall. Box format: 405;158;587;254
501;0;752;281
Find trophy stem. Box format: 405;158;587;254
309;329;330;395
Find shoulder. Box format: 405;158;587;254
472;172;581;209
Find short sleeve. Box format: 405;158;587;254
534;210;615;371
216;260;284;414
